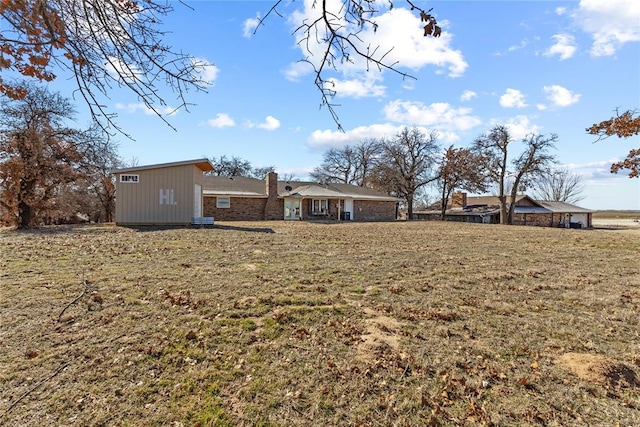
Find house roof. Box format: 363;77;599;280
536;200;594;213
465;195;536;207
112;158;214;174
202;176;267;197
325;183;402;201
463;195;592;212
284;185;346;199
202;175;400;201
419;193;592;215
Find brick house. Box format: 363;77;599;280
112;160;399;225
203;172;400;221
414;193;593;228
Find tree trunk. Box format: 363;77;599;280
18;201;32;229
498;195;508;225
507;182;521;225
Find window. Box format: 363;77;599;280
216;197;230;208
120;174;139;183
312;199;328;215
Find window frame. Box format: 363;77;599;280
216;197;231;209
312;199;328;215
120;174;139;183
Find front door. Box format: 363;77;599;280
284;198;301;220
344;199;354;220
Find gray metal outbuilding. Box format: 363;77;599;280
113;159;214;225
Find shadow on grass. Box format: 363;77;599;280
8;223;278;234
211;224;275;234
125;224;275;234
2;223;119;235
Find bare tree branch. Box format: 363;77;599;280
531;167;585;204
1;362;70;420
258;0;442;130
1;0;210;136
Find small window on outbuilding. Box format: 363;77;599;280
120;174;139;183
217;197;231;208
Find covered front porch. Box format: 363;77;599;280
283;188;354;221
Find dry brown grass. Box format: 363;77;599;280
1;221;639;426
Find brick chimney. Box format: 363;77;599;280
451;192;467;208
266;171;277;197
263;172;280;219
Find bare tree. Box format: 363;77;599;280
279;172;299;182
508;134;557;222
311;139;382;186
472;125;510;224
259;0;442;129
435;145;488;219
587;109;640;178
252;166;277;180
373;127;439;219
79;132;122;222
353;139;383;187
208;155;274;178
311;146;359;184
473;125;557;224
1;0;211;135
0;83;93;228
532;167;585;204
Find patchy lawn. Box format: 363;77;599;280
1;221;638;426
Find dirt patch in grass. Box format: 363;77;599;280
1;221;639;426
557;353;639;389
356;313;402;364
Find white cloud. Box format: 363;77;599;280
383;100;481;132
207;113;235;128
308;123;403;150
245;116;282;130
192;57;219;85
543;85;581;107
460;90;477;102
489;115;541;140
284;61;314;81
243;16;260;38
499;88;528;108
115;102;177;116
370;11;467;77
508;40;528;52
308;99;483;150
572;0;640;56
544;34;577;60
257;116;281;131
105;56;141;82
565;160;617;170
568;159;627;181
327;77;386;98
286;3;467;93
556;7;567;16
494;39;528;56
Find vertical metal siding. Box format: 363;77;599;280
115;165;198;224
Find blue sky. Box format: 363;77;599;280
47;0;639;209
